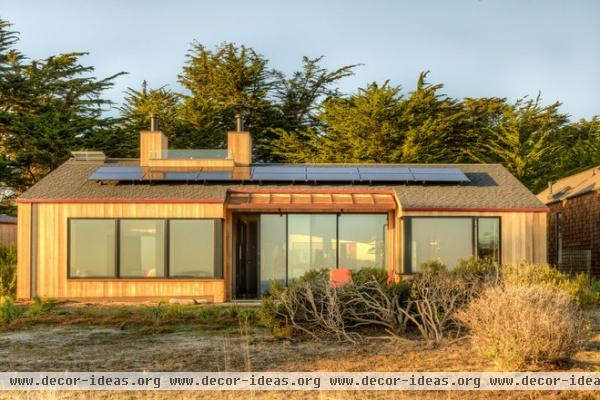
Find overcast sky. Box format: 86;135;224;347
1;0;598;119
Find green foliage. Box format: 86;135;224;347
144;302;167;326
26;296;56;318
502;263;599;306
419;259;447;274
0;19;125;193
0;296;24;325
0;245;16;298
351;267;388;286
197;306;221;323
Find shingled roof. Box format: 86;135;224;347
18;159;546;210
537;165;600;204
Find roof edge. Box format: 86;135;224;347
17;198;225;204
401;206;549;213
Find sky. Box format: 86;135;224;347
1;0;599;120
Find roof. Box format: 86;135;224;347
537;166;600;204
18;159;546;211
0;214;17;224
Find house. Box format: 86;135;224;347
16;121;548;302
0;214;17;247
537;166;600;276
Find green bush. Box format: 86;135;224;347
0;245;17;298
26;297;56;318
419;259;447;273
351;267;388;286
502;263;598;306
0;296;24;325
197;306;221;323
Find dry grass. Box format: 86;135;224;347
0;304;598;400
458;283;588;370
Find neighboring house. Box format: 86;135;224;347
16;122;548;302
537;166;600;276
0;214;17;247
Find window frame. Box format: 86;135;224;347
403;216;501;274
67;217;118;279
67;217;224;280
253;212;390;292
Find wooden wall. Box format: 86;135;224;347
16;203;31;299
398;210;547;271
0;223;17;247
17;202;226;301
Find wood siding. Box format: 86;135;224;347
16;199;547;302
399;210;547;270
0;223;16;247
227;131;251;166
19;202;226;301
16;203;31;299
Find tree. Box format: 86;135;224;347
178;42;277;154
468;95;571;191
0;19;124;194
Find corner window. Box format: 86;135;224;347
69;219;116;278
404;217;500;273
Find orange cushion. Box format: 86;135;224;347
330;268;352;287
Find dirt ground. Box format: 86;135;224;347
0;307;598;399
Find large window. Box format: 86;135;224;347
338;214;387;271
405;217;500;273
259;214;287;294
169;219;222;278
256;213;388;293
68;218;222;279
69;219;116;278
120;220;166;278
287;214;337;280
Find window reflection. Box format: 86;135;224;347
338;214;387;271
170;219;221;278
120;220;165;278
410;218;472;272
477;218;500;263
287;214;337;281
69;219;116;277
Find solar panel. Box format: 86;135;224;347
88;166;144;181
197;172;232;181
162;172;199;181
88;165;470;184
410;167;470;183
253;166;306;173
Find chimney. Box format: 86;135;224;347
140;114;168;167
548;181;553;195
228;130;252;166
150;114;159;131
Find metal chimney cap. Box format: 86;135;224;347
150;114;160;131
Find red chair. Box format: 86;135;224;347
330;268;352;287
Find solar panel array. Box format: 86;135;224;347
88;165;470;184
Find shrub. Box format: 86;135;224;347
457;283;587;370
26;297;56;318
419;259;447;274
144;302;166;326
400;259;498;343
351;267;388;286
502;263;598;306
0;296;24;325
198;306;221;323
260;268;411;342
0;245;17;298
